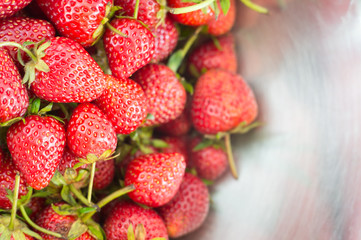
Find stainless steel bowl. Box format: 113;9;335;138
184;0;361;239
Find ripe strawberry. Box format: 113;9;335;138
191;69;258;134
157;107;191;136
188;34;237;74
159;136;189;166
94;75;147;134
26;197;46;220
58;148;88;175
114;0;160;29
189;137;228;180
0;17;55;68
124;152;186;207
66;103;117;158
168;0;214;26
132;64;186;126
103;18;155;79
0;154;28;210
151;17;178;62
93;159;114;190
7;115;66;190
0;49;29;123
30;37;106;103
36;0;112;47
158;172;210;238
103;201;168;240
0;0;32;19
207;0;236;36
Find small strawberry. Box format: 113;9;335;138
93;159;114;190
66;103;117;158
124;152;186;207
157;107;191;136
159;136;189;166
158;172;209;238
94;75;148;135
132;64;186;126
7;115;66;190
207;0;236;36
0;49;29;123
188;34;237;75
191;69;258;134
103;18;155;79
0;0;32;19
103;201;169;240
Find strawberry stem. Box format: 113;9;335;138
0;42;37;62
69;184;98;209
8;174;20;231
240;0;268;14
167;0;215;14
87;162;96;203
134;0;140;19
224;134;238;179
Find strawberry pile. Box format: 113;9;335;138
0;0;266;239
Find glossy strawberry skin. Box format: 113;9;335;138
207;0;236;36
0;49;29;123
189;34;237;74
36;0;111;47
132;64;186;126
125;152;186;207
168;0;214;26
0;0;32;19
158;173;210;238
157;107;191;136
94;75;147;134
93;159;114;190
31;37;106;103
0;154;28;210
151;17;178;62
66;103;117;158
191;69;258;134
103;18;155;79
7;115;66;190
104;201;169;240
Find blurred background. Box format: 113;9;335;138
183;0;361;239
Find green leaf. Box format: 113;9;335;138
193;139;213;151
47;115;65;124
34;59;50;73
51;203;78;216
30;98;41;115
86;153;99;163
201;178;214;186
151;139;169;148
12;231;26;240
188;63;200;78
38;102;53;115
21;228;42;240
0;117;23;127
219;0;230;15
0;229;12;240
87;220;105;240
5;188;14;203
31;190;52;198
50;171;67;186
36;41;51;55
78;207;97;215
99;149;113;160
19;187;33;205
127;224;135;240
61;185;77;206
211;36;222;51
181;80;194;94
67;220;88;240
73;162;86;170
167;49;183;73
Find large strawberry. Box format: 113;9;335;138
66;103;117;158
207;0;236;36
158;172;210;238
93;159;114;190
124;152;186;207
0;49;29;123
157;106;191;136
103;201;168;240
94;75;147;134
103;18;155;79
132;64;186;126
0;0;32;19
7;115;66;190
191;69;258;134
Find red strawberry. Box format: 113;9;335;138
207;0;236;36
0;49;29;123
7;115;66;190
157;107;191;136
103;201;168;240
158;172;209;238
66;103;117;158
36;0;112;47
114;0;160;29
159;136;189;166
0;0;32;19
151;17;178;62
94;75;147;134
188;34;237;74
26;197;46;220
189;137;228;180
191;69;258;134
132;64;186;126
125;152;186;207
103;18;155;79
93;158;114;190
0;17;55;68
30;37;106;103
119;145;158;173
0;154;28;210
58;148;87;175
168;0;214;26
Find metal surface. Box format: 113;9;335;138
183;1;361;239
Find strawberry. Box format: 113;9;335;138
66;103;117;158
29;37;106;103
189;137;228;180
94;75;147;135
36;0;113;47
158;172;209;238
58;148;88;175
159;136;189;166
103;18;155;79
103;201;168;240
93;159;114;190
26;197;46;220
188;34;237;74
0;49;29;123
124;152;186;207
191;69;258;134
157;107;191;136
132;64;186;126
0;154;28;210
0;0;32;19
168;0;214;26
207;0;236;36
151;17;178;62
7;115;66;190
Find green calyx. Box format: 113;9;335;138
0;215;42;240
